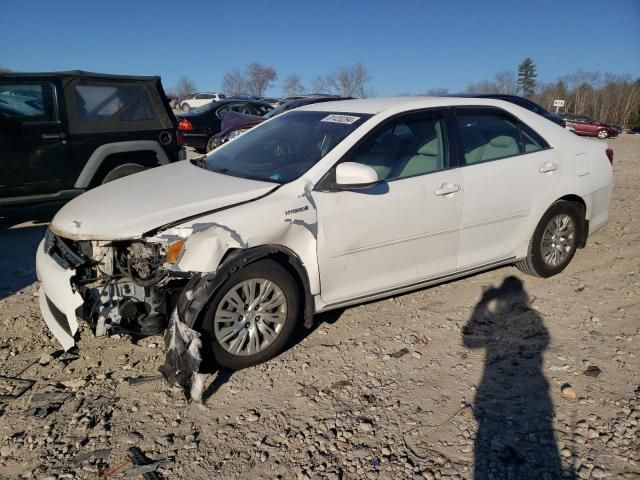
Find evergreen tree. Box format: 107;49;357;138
517;58;537;98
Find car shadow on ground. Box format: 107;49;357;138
462;276;576;479
200;308;346;404
0;218;49;301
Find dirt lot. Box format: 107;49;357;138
0;136;638;480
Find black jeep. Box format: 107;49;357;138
0;71;183;212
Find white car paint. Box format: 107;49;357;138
36;97;613;350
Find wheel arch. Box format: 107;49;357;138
176;244;315;332
538;194;588;249
75;141;170;188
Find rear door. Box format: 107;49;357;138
0;78;72;198
454;107;561;268
314;109;464;305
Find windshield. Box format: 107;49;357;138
203;110;371;183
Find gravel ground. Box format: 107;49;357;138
0;135;638;480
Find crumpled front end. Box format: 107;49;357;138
36;228;190;350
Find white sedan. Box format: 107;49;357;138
37;97;613;369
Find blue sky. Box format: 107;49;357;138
1;0;638;96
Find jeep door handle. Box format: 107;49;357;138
41;132;67;140
435;183;461;196
539;163;558;173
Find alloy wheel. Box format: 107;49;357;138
213;279;288;356
540;214;576;267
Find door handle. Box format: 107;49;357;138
435;183;461;196
41;132;67;140
539;163;558;173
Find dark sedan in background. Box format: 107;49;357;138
559;113;620;139
207;95;349;151
177;99;272;152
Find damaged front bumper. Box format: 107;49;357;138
36;231;189;351
36;241;84;350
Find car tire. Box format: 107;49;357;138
596;129;609;139
181;103;191;112
201;260;301;370
516;201;581;278
101;163;147;184
206;135;222;153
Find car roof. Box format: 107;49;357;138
297;96;527;115
0;70;161;82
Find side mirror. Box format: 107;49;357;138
335;162;379;188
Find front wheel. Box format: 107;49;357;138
202;260;300;369
181;103;191;112
596;129;609;139
516;201;581;278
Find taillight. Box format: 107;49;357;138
177;131;185;146
178;118;193;131
605;148;614;165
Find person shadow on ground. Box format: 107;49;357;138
462;276;575;480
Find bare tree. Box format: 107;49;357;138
282;74;304;97
465;79;499;94
221;68;248;96
245;63;277;97
533;70;639;127
312;63;372;98
175;76;197;98
495;70;518;94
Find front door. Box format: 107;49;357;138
314;110;463;306
0;79;72;198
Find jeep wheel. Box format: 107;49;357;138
101;163;147;184
202;260;300;370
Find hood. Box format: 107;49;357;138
220;111;264;136
51;161;277;240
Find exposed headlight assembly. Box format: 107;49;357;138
116;241;166;286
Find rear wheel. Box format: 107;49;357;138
516;201;581;277
101;163;147;184
202;260;300;369
596;129;609;139
206;135;220;153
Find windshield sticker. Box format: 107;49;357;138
321;114;361;125
270;173;283;181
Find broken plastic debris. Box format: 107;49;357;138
158;309;206;402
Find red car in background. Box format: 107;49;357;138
560;113;620;139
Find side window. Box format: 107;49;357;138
457;113;521;164
521;124;548;153
350;114;448;181
74;83;152;122
252;104;271;116
0;83;56;122
216;105;230;119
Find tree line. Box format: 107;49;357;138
460;58;640;127
170;62;373;100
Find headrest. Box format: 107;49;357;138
489;135;517;148
416;138;439;156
